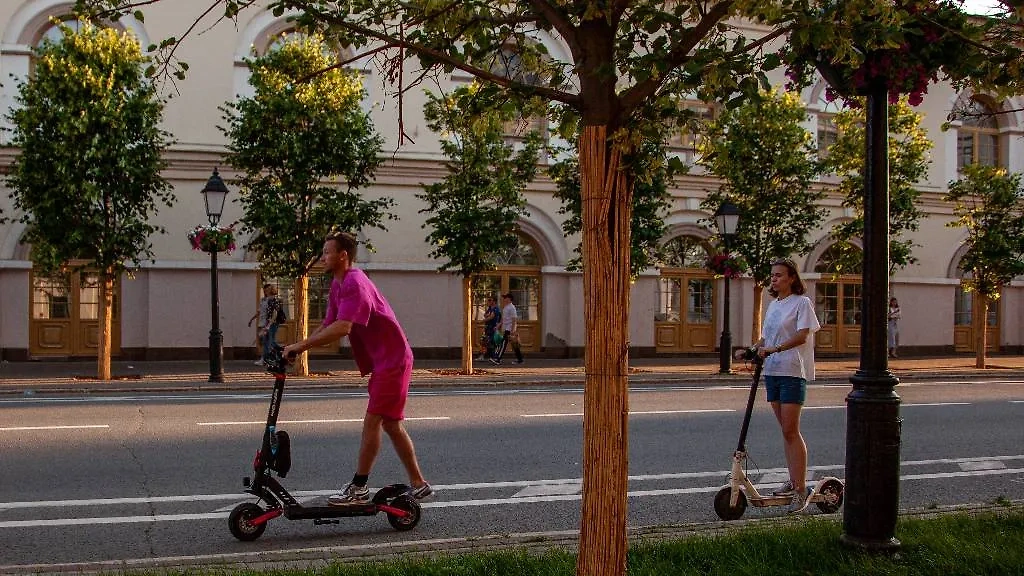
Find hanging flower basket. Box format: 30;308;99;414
187;225;236;254
780;0;979;107
706;252;746;280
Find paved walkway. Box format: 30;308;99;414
2;353;1023;395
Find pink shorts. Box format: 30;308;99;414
366;362;412;420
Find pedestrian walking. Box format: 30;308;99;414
479;296;501;360
490;292;523;365
888;296;901;358
249;283;283;364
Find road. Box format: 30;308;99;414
0;377;1022;569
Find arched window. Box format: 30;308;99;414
494;234;542;266
813;241;863;275
956;97;1001;169
661;235;711;269
816;89;843;158
667;100;717;163
35;18;84;48
486;41;550;152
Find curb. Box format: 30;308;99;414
2;501;1019;575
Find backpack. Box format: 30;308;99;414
274;299;286;324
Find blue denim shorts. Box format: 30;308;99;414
764;375;807;405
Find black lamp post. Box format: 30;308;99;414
202;168;229;383
841;80;902;550
714;202;740;374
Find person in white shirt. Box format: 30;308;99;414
887;296;901;358
735;257;820;513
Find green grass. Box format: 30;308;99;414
151;509;1024;576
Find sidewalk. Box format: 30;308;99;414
2;353;1023;395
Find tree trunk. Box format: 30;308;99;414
462;276;474;375
98;271;113;381
294;275;310;376
576;125;632;576
751;283;764;344
975;295;987;369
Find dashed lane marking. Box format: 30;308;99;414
0;425;109;432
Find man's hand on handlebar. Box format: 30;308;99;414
282;343;302;363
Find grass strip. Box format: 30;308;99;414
138;508;1024;576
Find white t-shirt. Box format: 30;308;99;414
501;302;518;332
762;294;821;381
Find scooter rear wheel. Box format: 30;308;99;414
815;478;844;514
714;487;747;521
229;503;268;541
386;495;421;531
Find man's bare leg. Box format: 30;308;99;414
382;418;426;487
355;413;384;475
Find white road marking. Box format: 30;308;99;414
196;416;450;426
521;409;734;418
902;468;1024;481
803;405;846;410
903;402;971;407
0;424;109;432
958;460;1007;472
512;484;581;498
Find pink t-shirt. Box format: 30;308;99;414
323;268;413;376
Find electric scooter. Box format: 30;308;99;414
713;349;845;521
228;345;422;541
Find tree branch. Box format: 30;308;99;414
315;12;582;106
525;0;581;56
619;0;734;115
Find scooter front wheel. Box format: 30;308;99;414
713;487;747;521
385;495;421;531
229;502;268;541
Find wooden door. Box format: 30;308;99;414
261;273;339;356
954;288;999;352
814;280;861;354
655;272;715;353
30;271;121;357
471;271;541;352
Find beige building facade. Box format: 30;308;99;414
1;0;1022;361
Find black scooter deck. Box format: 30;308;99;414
285;503;379;520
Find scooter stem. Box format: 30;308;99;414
735;360;762;452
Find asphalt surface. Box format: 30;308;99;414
1;354;1023;574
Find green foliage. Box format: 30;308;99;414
417;83;542;277
698;90;825;287
222;34;392;280
944;165;1024;299
5;19;174;278
824;97;931;275
771;0;1019;103
550;141;672;279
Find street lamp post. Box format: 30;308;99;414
202;168;229;383
714;202;740;374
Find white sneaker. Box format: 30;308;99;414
772;480;796;497
327;483;370;506
254;359;264;365
788;486;811;514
